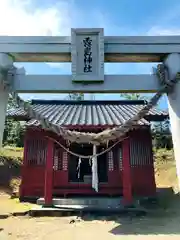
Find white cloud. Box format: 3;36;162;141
0;0;75;99
147;27;180;36
47;62;71;71
0;0;72;36
146;2;180;36
0;0;75;71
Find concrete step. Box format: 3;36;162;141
30;205;148;217
37;197;123;207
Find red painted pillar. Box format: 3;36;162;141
19;134;28;198
122;138;132;205
44;139;54;206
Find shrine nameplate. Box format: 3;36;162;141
71;28;104;83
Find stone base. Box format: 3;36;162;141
37;197;124;208
29;204;147;217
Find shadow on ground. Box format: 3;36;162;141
79;188;180;236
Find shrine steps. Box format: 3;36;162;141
29;205;148;217
27;197;154;217
37;197;124;208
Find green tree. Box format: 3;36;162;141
67;93;84;100
152;119;172;149
7;94;17;110
3;95;25;147
120;93;149;100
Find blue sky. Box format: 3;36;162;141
3;0;180;110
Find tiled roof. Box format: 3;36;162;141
7;108;27;117
7;100;168;128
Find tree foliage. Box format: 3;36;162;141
120;93;150;101
120;93;145;100
67;93;84;100
152;119;172;149
3;95;25;147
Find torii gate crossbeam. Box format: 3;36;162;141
0;28;180;189
0;35;180;62
13;74;161;93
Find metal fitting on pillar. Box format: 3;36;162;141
0;54;14;91
0;53;13;70
164;53;180;80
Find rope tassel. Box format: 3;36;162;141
92;145;98;192
77;157;81;179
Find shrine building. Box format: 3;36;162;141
7;99;168;206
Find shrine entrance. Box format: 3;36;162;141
68;143;108;184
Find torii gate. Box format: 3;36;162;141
0;28;180;188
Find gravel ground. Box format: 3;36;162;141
1;190;180;240
0;211;180;240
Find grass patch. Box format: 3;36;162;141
0;147;23;196
0;146;23;167
0;146;23;159
9;177;21;195
154;148;178;190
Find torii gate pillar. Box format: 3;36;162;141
0;53;13;148
165;53;180;190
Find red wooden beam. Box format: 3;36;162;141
122;138;132;205
44;139;54;206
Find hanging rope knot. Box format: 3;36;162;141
156;63;179;93
0;67;11;90
7;66;16;88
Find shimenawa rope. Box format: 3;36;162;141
46;135;129;159
2;63;180;155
